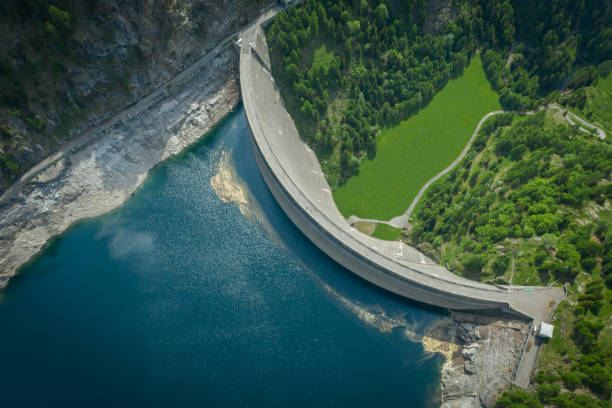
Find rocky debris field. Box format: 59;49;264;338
441;312;528;408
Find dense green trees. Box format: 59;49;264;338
269;5;611;403
0;1;79;113
410;112;611;406
267;0;477;184
411;112;611;285
468;0;611;111
269;0;611;184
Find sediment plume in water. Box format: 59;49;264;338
210;149;278;241
322;282;459;363
211;151;249;213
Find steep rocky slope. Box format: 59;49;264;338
0;0;267;191
0;48;240;288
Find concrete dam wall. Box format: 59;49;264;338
239;23;564;322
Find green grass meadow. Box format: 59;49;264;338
371;224;402;241
333;55;501;220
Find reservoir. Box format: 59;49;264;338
0;107;444;407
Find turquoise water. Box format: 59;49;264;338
0;107;444;407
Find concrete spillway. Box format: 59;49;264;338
239;23;563;322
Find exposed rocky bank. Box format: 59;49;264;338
441;312;528;408
0;48;240;288
321;281;529;407
0;0;266;190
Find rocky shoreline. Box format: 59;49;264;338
0;49;240;289
319;280;528;407
441;312;528;408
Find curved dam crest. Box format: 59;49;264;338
239;21;564;323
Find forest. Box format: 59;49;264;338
267;0;473;185
409;112;611;407
266;0;611;186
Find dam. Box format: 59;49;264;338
239;21;564;323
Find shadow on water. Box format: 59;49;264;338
0;106;446;408
231;107;447;321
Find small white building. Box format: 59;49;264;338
538;322;554;338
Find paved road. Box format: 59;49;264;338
0;3;282;205
550;103;606;139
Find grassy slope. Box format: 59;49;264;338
333;55;501;220
372;224;402;241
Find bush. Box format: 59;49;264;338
578;280;604;315
580;257;597;272
48;5;71;32
536;383;560;403
496;389;542;408
534;249;548;266
561;371;581;390
0;125;12;140
462;254;487;277
578;352;612;398
572;319;603;353
576;240;602;259
492;255;510;275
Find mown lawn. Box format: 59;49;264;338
371;224;402;241
333;55;501;220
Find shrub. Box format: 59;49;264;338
496;389;543;408
492;255;510;275
561;371;581;390
48;5;71;32
536;383;560;403
534;249;548;266
572;319;603;353
0;125;12;140
462;254;487;277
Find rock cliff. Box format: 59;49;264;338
0;0;267;191
0;47;240;288
441;313;528;408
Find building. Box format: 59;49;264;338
538;322;554;339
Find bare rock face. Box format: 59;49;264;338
0;0;267;191
441;313;528;408
0;49;240;289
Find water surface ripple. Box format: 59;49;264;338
0;107;444;407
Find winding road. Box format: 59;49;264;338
348;104;606;229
